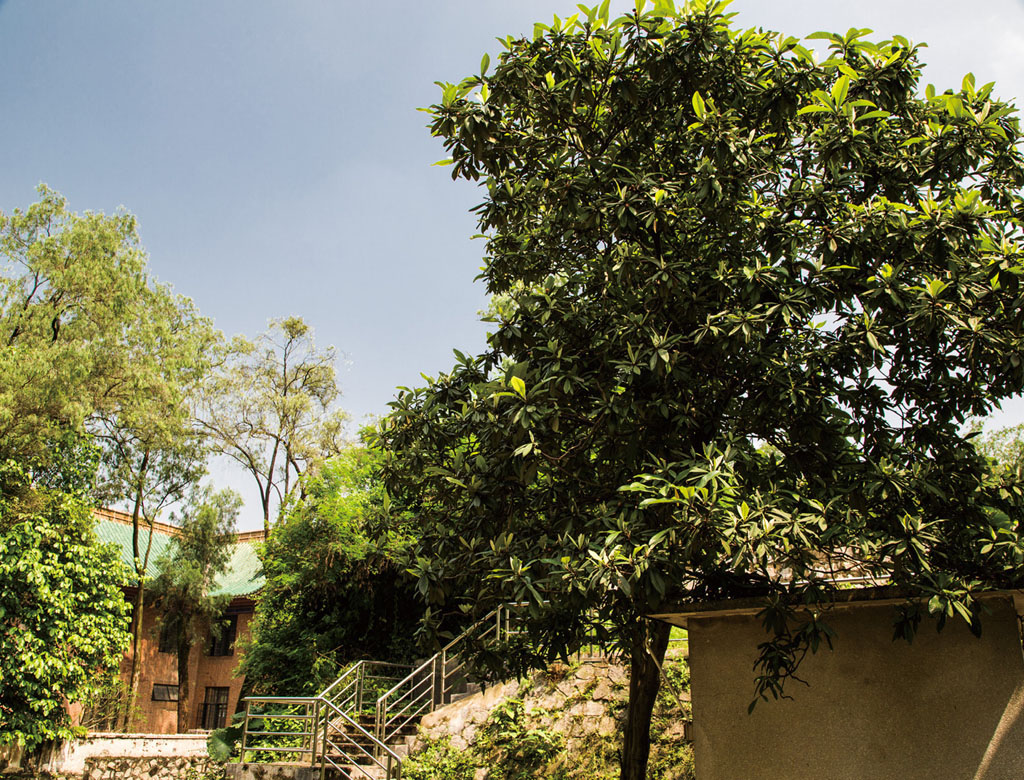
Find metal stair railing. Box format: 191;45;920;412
241;661;412;780
374;605;514;749
320;660;414;714
240;606;521;776
319;698;403;780
239;696;320;764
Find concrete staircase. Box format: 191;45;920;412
237;607;515;780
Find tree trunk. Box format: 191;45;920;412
177;632;193;733
620;619;671;780
119;459;150;732
119;584;145;731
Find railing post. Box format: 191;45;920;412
437;650;444;708
310;699;319;767
240;699;251;761
319;703;328;780
375;698;385;755
356;662;364;714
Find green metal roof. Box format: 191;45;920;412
211;538;264;597
94;513;265;598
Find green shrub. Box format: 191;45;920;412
402;737;476;780
475;699;564;780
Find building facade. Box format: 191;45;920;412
653;590;1024;780
93;508;265;734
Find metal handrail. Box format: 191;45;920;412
240;697;319;764
319;698;402;780
373;605;514;748
242;605;523;775
240;694;403;780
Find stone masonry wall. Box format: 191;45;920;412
415;658;630;754
82;756;220;780
1;733;218;780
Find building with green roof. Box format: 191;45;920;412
93;508;265;734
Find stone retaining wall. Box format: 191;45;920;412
415;658;630;754
82;755;220;780
1;733;217;779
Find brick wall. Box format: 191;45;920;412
121;602;255;733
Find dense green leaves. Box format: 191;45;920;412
379;1;1024;768
0;461;131;748
240;442;421;695
0;186;217;467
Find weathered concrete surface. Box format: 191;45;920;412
689;595;1024;780
61;733;209;775
224;763;347;780
1;733;213;779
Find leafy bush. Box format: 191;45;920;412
240;446;423;695
402;737;476;780
474;699;563;780
0;460;131;749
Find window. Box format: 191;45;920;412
208;613;238;657
152;684;179;702
158;619;176;654
199;687;230;730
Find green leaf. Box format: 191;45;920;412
510;376;527;398
480;53;490;76
692;91;706;120
831;74;850;105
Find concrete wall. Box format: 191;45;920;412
1;733;212;778
688;595;1024;780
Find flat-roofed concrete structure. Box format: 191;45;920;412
651;590;1024;780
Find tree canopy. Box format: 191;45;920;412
240;441;420;695
377;3;1024;777
201;316;348;532
0;186;215;465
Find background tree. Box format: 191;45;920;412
378;4;1024;778
240;439;420;694
0;185;226;737
92;295;220;730
0;449;131;749
201;317;347;532
0;186;172;462
150;487;241;733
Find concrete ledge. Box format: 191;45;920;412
1;733;211;777
61;733;209;775
225;763;348;780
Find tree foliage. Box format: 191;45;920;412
0;456;130;749
201;317;347;532
150;487;241;733
0;185;224;731
378;3;1024;778
0;186;213;464
240;442;420;695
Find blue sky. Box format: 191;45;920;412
3;0;1023;527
